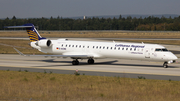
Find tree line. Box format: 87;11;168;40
1;15;180;31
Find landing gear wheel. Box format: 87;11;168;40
163;62;168;68
72;59;79;65
88;59;94;64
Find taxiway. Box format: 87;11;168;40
0;54;180;80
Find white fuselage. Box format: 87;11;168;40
31;39;178;63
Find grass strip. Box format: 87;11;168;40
0;70;180;101
1;31;180;38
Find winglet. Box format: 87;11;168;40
13;48;27;56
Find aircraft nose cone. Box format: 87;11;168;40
166;52;178;60
171;54;178;60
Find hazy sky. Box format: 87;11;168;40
0;0;180;18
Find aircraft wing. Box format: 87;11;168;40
13;48;93;59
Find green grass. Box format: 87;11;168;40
0;70;180;101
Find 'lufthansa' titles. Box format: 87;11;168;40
115;44;145;48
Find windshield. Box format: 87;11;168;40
155;48;169;52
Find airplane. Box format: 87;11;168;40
4;23;178;68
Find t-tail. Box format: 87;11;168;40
4;23;46;42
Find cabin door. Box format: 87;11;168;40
145;48;150;58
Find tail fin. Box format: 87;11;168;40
24;23;45;42
4;23;46;42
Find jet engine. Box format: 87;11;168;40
35;39;52;48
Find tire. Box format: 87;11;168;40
163;62;168;68
88;59;94;64
72;60;79;65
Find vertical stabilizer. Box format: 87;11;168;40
23;23;46;42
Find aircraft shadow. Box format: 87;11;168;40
30;59;178;68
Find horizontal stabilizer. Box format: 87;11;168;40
4;26;32;29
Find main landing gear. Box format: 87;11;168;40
72;59;79;65
163;62;168;68
72;59;95;65
88;58;94;64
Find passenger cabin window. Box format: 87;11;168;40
87;46;89;48
114;47;116;50
79;45;81;48
83;46;85;48
93;46;95;48
72;45;74;47
66;45;67;47
69;45;71;47
111;47;112;49
96;46;98;49
107;47;109;49
99;46;101;49
76;45;78;47
122;48;124;50
103;47;105;49
118;47;120;50
62;44;63;47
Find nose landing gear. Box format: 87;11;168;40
163;62;168;68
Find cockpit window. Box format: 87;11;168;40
155;48;169;52
155;49;162;51
162;48;169;51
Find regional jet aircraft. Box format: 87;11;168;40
4;23;178;68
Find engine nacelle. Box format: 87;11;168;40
36;39;52;48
